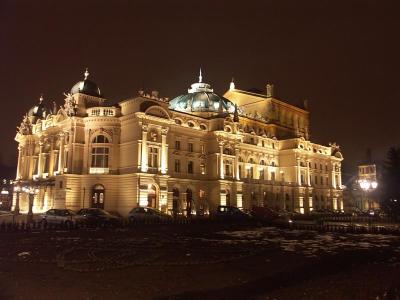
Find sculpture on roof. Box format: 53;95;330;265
63;92;78;116
17;114;32;135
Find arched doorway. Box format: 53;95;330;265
92;184;105;209
172;188;179;217
147;185;157;208
186;188;193;217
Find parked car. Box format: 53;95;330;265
128;207;172;222
215;205;252;221
251;207;293;225
0;210;15;223
76;208;121;226
41;209;84;226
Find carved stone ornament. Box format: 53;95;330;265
17;114;32;135
63;93;78;116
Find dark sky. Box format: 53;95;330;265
1;0;399;179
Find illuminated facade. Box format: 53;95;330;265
13;70;344;216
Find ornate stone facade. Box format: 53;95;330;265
13;70;343;216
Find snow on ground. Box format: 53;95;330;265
215;227;400;258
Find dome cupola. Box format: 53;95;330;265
27;95;49;119
169;69;235;115
70;68;102;97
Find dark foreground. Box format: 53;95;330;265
0;224;399;300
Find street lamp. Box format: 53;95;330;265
358;179;378;212
22;186;39;223
13;180;22;215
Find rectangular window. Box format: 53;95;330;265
175;140;181;150
188;143;193;152
53;152;59;172
148;147;158;168
174;159;180;173
91;147;109;168
301;174;305;185
200;163;205;175
188;161;194;174
320;176;323;185
33;158;38;175
259;169;264;180
271;172;275;181
43;154;50;173
315;176;318;185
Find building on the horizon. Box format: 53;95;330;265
12;69;344;216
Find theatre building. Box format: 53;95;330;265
13;69;343;216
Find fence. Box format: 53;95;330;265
0;217;399;235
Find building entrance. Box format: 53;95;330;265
91;184;105;209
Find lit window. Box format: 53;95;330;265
200;163;206;175
91;135;110;171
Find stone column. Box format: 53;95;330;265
160;128;168;174
141;125;148;172
235;148;240;180
49;137;55;176
37;142;44;177
219;143;224;179
296;158;301;185
331;164;336;188
16;146;23;179
306;160;310;186
58;133;65;174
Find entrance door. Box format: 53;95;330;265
92;184;105;209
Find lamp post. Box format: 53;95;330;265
13;180;22;215
358;179;378;211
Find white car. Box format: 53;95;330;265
0;211;14;223
41;209;84;226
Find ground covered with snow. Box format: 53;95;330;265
0;224;399;299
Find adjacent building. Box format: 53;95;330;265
13;70;344;216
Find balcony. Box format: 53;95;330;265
87;107;118;117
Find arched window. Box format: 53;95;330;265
93;135;109;143
90;135;110;174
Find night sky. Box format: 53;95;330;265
1;0;399;180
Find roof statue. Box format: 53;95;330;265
17;114;32;135
84;68;89;80
233;104;239;122
63;92;78;116
229;77;235;91
199;68;203;83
